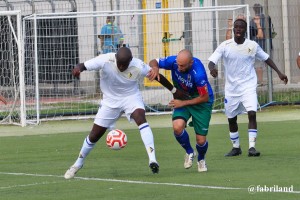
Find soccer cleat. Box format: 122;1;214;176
197;160;207;172
64;165;83;179
248;147;261;157
225;147;242;157
184;152;196;169
149;162;159;174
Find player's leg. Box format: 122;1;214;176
243;92;260;157
190;103;211;172
64;105;120;179
172;108;195;169
124;95;159;173
195;135;208;172
224;96;243;156
131;108;159;173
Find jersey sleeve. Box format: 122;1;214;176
255;44;269;61
139;61;151;77
193;61;210;96
208;42;225;64
158;56;176;70
84;53;113;71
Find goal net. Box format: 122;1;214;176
0;11;25;126
11;5;249;126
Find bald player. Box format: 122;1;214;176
149;49;214;172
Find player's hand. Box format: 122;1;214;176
173;89;191;100
210;68;218;78
72;67;81;78
148;66;160;81
278;73;288;84
169;99;184;109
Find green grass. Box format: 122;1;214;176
0;119;299;199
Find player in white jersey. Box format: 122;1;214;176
64;47;159;179
208;18;288;157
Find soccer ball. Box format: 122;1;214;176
106;129;127;150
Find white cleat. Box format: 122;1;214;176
197;160;207;172
184;152;196;169
64;165;82;179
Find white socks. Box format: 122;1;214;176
230;130;258;149
74;136;96;168
229;132;240;148
139;122;157;164
248;129;257;148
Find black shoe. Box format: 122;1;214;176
248;147;261;157
225;147;242;157
149;162;159;174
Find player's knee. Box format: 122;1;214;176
173;123;186;134
228;116;237;125
196;136;206;145
248;111;256;121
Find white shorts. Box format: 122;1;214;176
224;91;258;118
94;94;145;129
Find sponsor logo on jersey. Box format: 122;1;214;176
174;71;193;88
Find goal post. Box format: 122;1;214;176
0;10;25;126
5;5;251;126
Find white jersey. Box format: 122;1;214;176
84;53;150;107
208;38;269;96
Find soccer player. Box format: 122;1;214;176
149;49;214;172
64;47;159;179
0;95;7;104
208;18;288;157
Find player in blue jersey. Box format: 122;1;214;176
149;49;214;172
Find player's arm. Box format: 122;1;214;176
148;59;160;81
72;63;87;78
169;85;209;108
149;59;190;99
0;95;7;105
155;73;191;100
208;61;218;78
265;58;288;84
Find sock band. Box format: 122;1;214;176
139;122;149;131
85;136;95;146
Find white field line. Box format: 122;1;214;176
0;172;299;194
0;180;60;190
